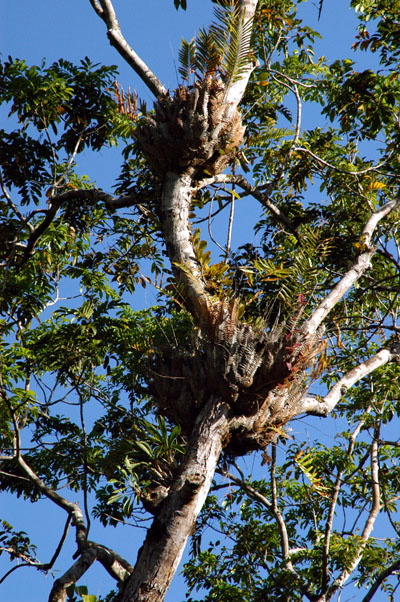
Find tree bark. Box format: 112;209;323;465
118;396;230;602
160;171;211;323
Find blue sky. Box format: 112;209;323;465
0;2;381;601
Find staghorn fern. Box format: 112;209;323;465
178;2;254;87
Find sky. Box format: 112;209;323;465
0;1;384;601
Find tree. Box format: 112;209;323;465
1;0;400;601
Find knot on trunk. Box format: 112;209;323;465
135;78;244;178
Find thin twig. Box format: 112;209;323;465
322;406;372;591
208;197;226;254
201;173;298;235
295;146;391;176
0;515;72;585
225;184;235;262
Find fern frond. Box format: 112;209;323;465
177;2;253;85
247;226;333;309
220;6;254;88
196;28;221;76
295;450;331;498
178;37;197;82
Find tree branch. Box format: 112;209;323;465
361;558;400;602
322;408;372;592
319;425;381;602
49;548;98;602
303;192;400;337
2;392;132;596
9;187;154;267
88;0;167;98
270;445;292;568
218;469;271;507
270;446;318;602
0;515;72;585
302;349;394;417
294;146;391;177
200;173;298;235
262;70;303;201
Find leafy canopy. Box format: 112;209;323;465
1;1;400;601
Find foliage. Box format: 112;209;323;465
178;3;254;86
2;1;400;602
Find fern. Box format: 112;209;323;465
178;3;253;86
195;29;222;77
295;450;331;498
246;226;333;310
178;37;197;82
215;5;254;92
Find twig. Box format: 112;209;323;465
208;197;226;255
0;515;72;585
225;184;235;262
294;146;391;176
262;73;303;201
322;407;372;591
217;469;271;508
201;173;298;235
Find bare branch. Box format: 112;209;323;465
271;445;292;567
225;188;235;261
303;192;400;337
208;198;226;255
270;446;317;602
302;349;394;417
88;0;167;98
48;542;133;602
49;548;98;602
218;469;271;507
262;72;303;201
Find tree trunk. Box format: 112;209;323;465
118;395;230;602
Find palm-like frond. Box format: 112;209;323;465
178;37;197;82
213;4;254;88
195;29;222;76
177;2;253;86
249;226;333;311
